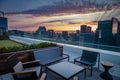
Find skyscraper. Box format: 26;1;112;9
80;25;87;33
62;31;68;40
95;18;119;45
86;26;92;33
118;22;120;34
36;26;46;32
48;30;54;38
0;11;8;35
36;26;47;38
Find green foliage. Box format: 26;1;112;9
0;32;9;40
29;44;39;49
0;40;23;48
0;42;57;53
37;42;57;48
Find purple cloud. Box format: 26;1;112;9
6;0;120;16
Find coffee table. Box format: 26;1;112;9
46;61;86;80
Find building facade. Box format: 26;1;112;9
0;17;8;35
95;18;119;45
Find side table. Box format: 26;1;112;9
100;61;114;80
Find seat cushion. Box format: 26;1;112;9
13;61;24;72
40;56;63;66
24;66;41;77
79;60;96;66
34;47;61;63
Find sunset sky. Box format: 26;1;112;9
0;0;120;32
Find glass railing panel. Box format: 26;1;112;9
10;35;120;78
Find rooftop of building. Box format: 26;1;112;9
9;35;120;80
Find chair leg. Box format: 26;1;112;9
98;53;100;70
84;68;86;80
90;66;93;76
74;60;76;64
68;57;69;62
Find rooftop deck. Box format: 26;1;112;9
9;36;120;80
46;62;119;80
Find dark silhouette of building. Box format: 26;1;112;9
114;21;120;46
79;33;95;43
95;18;119;45
48;30;54;38
35;26;47;38
62;31;68;40
80;25;92;33
76;30;80;41
8;30;24;36
36;26;46;32
81;25;87;33
86;26;92;33
118;22;120;34
76;30;80;34
0;11;8;35
69;33;77;41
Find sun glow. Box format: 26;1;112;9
8;10;118;32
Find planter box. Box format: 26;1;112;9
0;46;63;74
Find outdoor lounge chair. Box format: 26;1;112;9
7;53;42;80
74;50;100;76
33;47;69;70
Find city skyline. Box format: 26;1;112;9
0;0;120;32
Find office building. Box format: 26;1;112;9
36;26;47;38
62;31;68;40
86;26;92;33
81;25;87;33
79;33;95;43
95;18;119;45
0;11;8;35
48;30;54;38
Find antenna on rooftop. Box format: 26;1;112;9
0;11;4;17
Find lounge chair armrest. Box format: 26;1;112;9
74;56;81;61
23;60;40;68
63;54;69;57
40;73;46;80
23;60;40;64
63;53;70;61
12;70;37;80
12;70;36;75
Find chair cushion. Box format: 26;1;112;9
42;57;62;65
24;66;41;77
34;47;61;62
0;73;14;80
79;60;96;66
13;61;24;72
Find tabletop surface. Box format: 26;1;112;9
47;61;85;79
101;61;114;67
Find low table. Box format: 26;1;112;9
47;61;86;80
100;61;114;80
